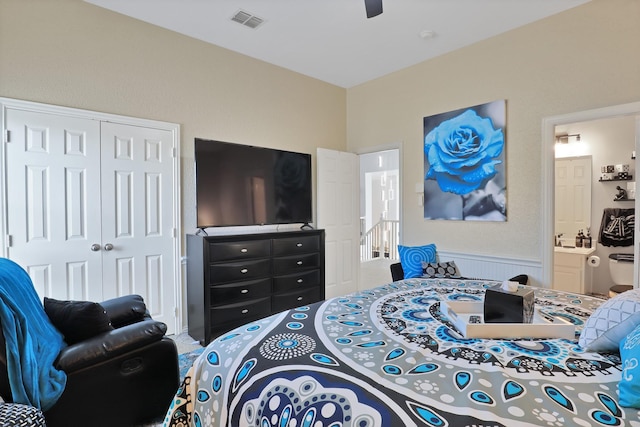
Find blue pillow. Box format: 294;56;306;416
398;244;437;279
619;323;640;408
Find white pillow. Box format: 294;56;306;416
578;288;640;352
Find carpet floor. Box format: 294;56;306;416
178;346;205;383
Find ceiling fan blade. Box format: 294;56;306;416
364;0;383;18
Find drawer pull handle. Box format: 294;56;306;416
297;261;303;265
241;268;249;274
297;297;303;301
241;248;248;253
297;279;303;283
241;309;249;314
241;289;249;294
296;243;303;247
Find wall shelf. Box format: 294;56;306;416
599;176;633;182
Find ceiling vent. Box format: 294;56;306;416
231;10;265;29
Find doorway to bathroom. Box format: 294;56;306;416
542;101;640;295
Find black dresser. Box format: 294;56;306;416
186;229;325;345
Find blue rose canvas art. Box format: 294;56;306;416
423;100;506;221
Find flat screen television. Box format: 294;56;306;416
195;138;313;228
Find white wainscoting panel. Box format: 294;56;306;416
438;251;544;287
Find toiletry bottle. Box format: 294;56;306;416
584;228;592;249
576;230;583;248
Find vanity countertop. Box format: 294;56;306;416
554;246;596;256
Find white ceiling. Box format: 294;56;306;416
85;0;590;88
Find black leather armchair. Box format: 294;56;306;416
0;294;179;427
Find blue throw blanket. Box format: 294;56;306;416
0;258;66;411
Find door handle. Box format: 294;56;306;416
104;243;114;251
90;243;101;251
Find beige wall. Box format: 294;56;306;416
346;0;640;268
2;0;639;290
0;0;347;237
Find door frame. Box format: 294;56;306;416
541;101;640;289
0;97;182;332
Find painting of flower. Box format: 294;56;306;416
423;100;506;221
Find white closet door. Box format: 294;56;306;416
317;148;359;298
4;105;179;334
100;122;177;328
5;108;104;301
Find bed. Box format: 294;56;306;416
162;278;640;426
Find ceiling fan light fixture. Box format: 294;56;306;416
419;30;436;40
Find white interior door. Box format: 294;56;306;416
5;108;104;301
100;122;177;327
554;156;592;241
317;148;359;298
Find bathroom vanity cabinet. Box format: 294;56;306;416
553;247;596;294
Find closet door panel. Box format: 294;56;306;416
5;108;103;301
100;122;177;329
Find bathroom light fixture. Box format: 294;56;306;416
555;133;581;144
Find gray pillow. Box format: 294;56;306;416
421;261;460;278
578;288;640;352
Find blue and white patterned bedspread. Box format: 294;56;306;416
163;278;640;427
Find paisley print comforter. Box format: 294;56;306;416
162;278;640;427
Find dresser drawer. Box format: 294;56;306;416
210;258;271;283
210;297;271;325
273;235;320;256
273;253;319;274
273;270;320;293
272;287;321;312
210;278;272;304
208;239;271;262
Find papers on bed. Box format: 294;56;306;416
441;301;575;340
